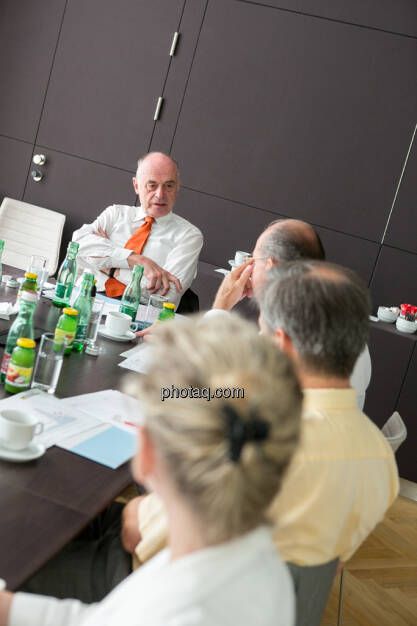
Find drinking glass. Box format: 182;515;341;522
85;300;105;356
31;333;66;394
134;294;167;331
27;255;49;298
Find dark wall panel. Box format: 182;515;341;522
177;187;277;265
396;346;417;481
364;324;415;429
315;228;379;286
0;0;66;142
177;188;379;284
369;246;417;313
384;128;417;254
0;136;33;202
23;148;136;269
37;0;184;170
150;0;208;154
238;0;417;37
171;0;417;240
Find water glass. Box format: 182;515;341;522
85;300;105;355
31;333;66;394
27;255;49;298
135;294;167;331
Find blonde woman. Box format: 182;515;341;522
0;314;302;626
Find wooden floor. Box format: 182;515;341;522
321;496;417;626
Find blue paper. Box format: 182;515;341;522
71;426;136;469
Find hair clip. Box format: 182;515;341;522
223;405;270;463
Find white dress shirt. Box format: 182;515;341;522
9;527;295;626
72;205;203;308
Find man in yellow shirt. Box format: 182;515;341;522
123;260;398;571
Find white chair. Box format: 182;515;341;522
382;411;407;453
0;197;66;275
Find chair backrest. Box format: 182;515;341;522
287;558;339;626
382;411;407;453
176;288;200;314
0;197;66;275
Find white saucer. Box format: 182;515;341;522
0;441;45;463
98;326;136;342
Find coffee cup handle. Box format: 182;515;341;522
34;422;44;435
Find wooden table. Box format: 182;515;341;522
0;274;135;589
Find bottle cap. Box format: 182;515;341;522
163;302;175;310
25;272;38;280
20;291;37;303
62;307;78;316
17;338;36;349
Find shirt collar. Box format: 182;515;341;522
302;388;358;415
134;205;174;225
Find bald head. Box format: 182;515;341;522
259;219;325;263
258;260;370;378
133;152;180;218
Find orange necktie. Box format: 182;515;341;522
105;216;154;298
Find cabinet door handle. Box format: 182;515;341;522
169;32;179;56
31;170;43;182
153;97;163;121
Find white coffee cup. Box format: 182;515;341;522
105;311;131;336
234;250;251;265
0;409;44;451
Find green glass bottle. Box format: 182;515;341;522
16;272;38;307
0;239;4;281
119;264;144;321
157;302;175;322
53;241;80;307
72;273;94;352
54;307;78;355
1;291;37;382
5;337;36;394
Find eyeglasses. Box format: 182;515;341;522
251;256;269;263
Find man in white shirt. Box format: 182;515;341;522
200;219;371;408
73;152;203;308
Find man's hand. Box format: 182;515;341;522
93;226;109;239
135;322;157;340
121;495;146;554
128;253;182;297
212;260;254;311
0;590;13;626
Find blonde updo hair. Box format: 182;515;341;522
132;314;302;544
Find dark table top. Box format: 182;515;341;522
0;269;136;589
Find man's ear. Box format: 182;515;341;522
132;426;155;485
132;177;139;195
265;257;276;270
273;327;295;359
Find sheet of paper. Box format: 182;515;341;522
60;425;136;469
0;390;102;449
61;389;144;430
118;344;153;374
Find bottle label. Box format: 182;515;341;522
55;283;67;299
55;327;76;348
1;351;12;375
66;284;74;299
6;363;33;388
75;324;87;342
